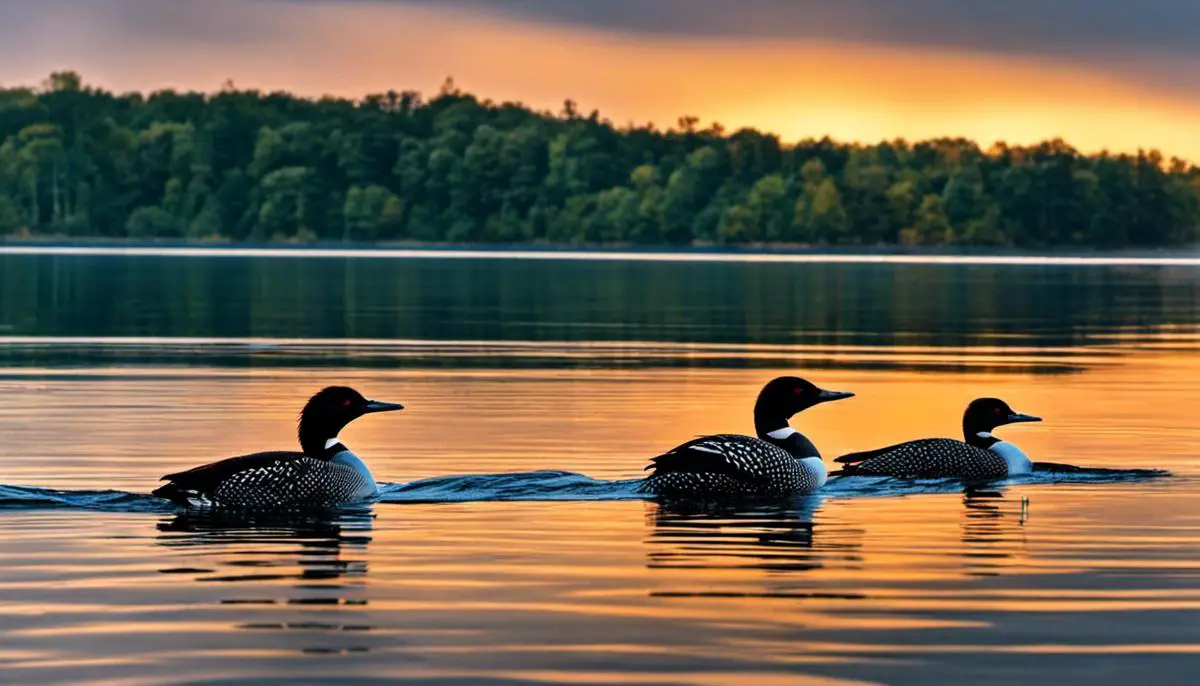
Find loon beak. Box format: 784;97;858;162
364;400;405;414
1005;412;1041;424
817;389;855;404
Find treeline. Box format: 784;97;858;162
1;71;1198;248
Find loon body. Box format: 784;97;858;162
153;387;403;508
834;398;1040;481
644;377;854;498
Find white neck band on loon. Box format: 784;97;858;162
988;439;1032;475
325;437;341;450
766;427;797;439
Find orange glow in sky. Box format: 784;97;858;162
4;1;1199;161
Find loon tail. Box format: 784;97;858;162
826;463;863;479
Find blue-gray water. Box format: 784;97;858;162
0;249;1198;685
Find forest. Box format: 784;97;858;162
1;72;1198;248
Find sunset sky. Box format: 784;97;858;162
1;0;1198;159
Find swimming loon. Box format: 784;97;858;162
643;376;854;498
152;386;403;508
833;398;1040;480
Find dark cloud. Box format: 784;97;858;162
1;0;1196;102
0;0;284;50
381;0;1200;58
6;1;1200;61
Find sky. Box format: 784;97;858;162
1;0;1198;159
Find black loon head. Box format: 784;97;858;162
963;398;1041;447
298;386;404;457
753;376;854;436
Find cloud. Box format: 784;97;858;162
377;0;1200;59
7;1;1200;61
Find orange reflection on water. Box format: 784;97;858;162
3;338;1200;491
3;335;1200;682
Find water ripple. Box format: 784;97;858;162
379;470;646;503
0;484;173;513
0;468;1170;513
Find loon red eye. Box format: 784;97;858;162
343;399;352;408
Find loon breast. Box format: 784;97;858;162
799;456;828;489
987;440;1032;475
329;446;379;498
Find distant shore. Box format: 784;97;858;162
5;72;1198;255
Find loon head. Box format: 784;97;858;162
753;376;854;437
297;386;404;457
963;398;1041;448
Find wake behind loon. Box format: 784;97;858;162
152;386;403;509
643;376;854;498
833;398;1040;481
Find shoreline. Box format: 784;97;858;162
2;237;1200;265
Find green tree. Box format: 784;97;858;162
253;166;312;240
941;171;983;238
0;71;1197;248
746;174;791;242
900;195;954;246
188;197;224;239
797;178;850;244
14;124;68;229
344;184;404;241
842;151;892;243
661;146;723;243
126;205;183;238
717;203;756;243
0;194;23;233
886;179;919;239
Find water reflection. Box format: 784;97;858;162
155;508;377;656
960;491;1029;578
645;497;860;578
0;337;1104;373
646;491;1036;592
4;254;1200;350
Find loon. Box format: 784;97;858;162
833;397;1040;481
152;386;403;509
643;376;854;498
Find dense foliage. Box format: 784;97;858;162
1;72;1198;247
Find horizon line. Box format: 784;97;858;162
3;245;1200;267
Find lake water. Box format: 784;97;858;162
1;249;1199;685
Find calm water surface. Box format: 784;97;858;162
1;251;1198;685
